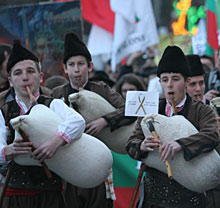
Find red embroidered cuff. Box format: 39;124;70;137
56;132;71;144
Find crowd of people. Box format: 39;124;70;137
0;31;220;208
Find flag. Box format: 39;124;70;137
110;0;159;72
81;0;115;34
87;24;113;56
87;24;113;70
206;0;220;56
82;0;115;70
112;152;140;208
192;18;207;56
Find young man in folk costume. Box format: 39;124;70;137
126;46;220;208
186;54;207;104
187;54;220;206
53;33;136;208
186;54;220;130
0;43;52;108
0;44;52;107
0;40;85;208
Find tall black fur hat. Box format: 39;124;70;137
63;32;91;64
7;40;39;73
157;46;191;77
186;54;204;77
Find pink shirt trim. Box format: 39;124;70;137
56;131;71;144
16;92;40;115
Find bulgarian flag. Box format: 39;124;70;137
112;151;140;208
81;0;115;34
206;0;220;56
81;0;115;69
110;0;159;72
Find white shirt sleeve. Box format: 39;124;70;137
49;99;85;143
0;110;10;164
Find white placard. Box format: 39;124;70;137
192;18;206;56
125;91;159;117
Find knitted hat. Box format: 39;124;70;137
157;46;191;77
63;33;91;64
7;40;39;73
186;54;204;77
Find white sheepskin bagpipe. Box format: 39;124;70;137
141;114;220;192
68;89;220;191
10;104;113;188
68;89;137;154
210;97;220;116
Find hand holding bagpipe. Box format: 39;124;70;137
146;120;173;178
3;86;54;169
0;86;51;208
143;94;180;178
0;86;52;208
18;86;51;177
130;94;179;207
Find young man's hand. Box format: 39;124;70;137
204;90;219;101
85;118;107;136
31;135;66;163
140;136;160;152
159;141;181;162
5;137;32;161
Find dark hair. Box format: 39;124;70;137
200;55;215;69
34;61;41;73
201;63;212;73
44;75;68;90
115;73;146;95
89;70;115;87
9;60;41;75
0;44;12;69
65;56;91;68
86;58;91;67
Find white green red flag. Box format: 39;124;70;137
110;0;159;72
206;0;220;56
112;152;140;208
81;0;115;34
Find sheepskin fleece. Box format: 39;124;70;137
141;114;220;192
210;97;220;115
69;89;136;154
10;104;113;188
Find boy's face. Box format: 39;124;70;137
8;60;43;99
186;75;205;101
160;72;187;105
64;55;93;88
